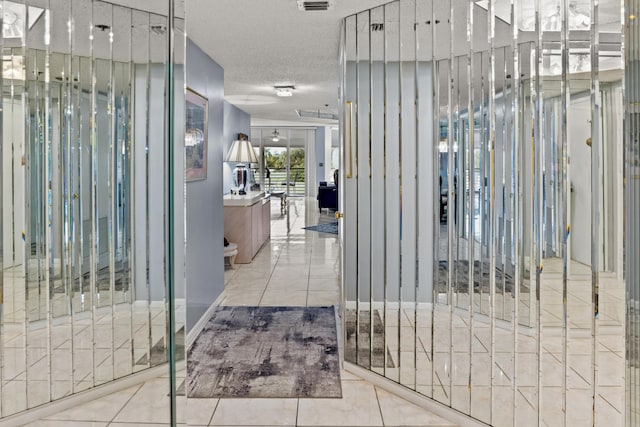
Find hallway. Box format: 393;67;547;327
24;197;456;427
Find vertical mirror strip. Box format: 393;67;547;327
626;0;639;424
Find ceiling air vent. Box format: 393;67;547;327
296;109;339;121
370;23;384;31
297;1;335;11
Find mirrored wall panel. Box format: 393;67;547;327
0;0;185;419
626;0;640;424
341;0;629;425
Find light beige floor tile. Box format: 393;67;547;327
43;384;140;422
112;379;176;424
266;279;309;291
306;291;339;307
260;290;308;306
209;398;298;426
25;422;108;427
307;278;338;292
187;398;219;425
376;388;456;426
340;370;365;381
297;381;383;426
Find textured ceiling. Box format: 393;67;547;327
185;0;622;126
186;0;390;126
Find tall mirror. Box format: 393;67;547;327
0;0;178;418
341;0;627;426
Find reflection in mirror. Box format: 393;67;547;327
433;56;452;407
0;0;178;418
415;0;434;400
383;1;401;385
92;0;115;387
341;0;627;426
112;4;134;380
369;4;386;379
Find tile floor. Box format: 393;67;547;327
26;197;456;427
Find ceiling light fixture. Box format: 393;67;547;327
275;85;295;97
271;130;280;142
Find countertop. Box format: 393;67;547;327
223;191;269;207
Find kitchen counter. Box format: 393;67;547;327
223;191;268;207
223;192;271;263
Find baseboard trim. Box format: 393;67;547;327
186;293;225;349
0;363;178;427
343;362;489;427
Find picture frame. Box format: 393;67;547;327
185;88;208;181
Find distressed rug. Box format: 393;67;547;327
187;306;342;398
302;222;338;235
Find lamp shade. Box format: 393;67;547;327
225;138;259;164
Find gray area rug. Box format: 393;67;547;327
344;309;395;368
187;306;342;398
303;222;338;235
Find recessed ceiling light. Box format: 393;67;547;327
275;85;295;97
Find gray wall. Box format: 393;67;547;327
222;101;251;195
185;39;225;330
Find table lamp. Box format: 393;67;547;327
226;133;259;195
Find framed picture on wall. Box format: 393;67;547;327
185;88;208;181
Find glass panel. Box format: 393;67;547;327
626;1;640;425
2;43;29;416
354;8;372;372
433;56;452;406
131;8;152;373
399;0;417;390
383;0;401;385
111;4;133;380
148;11;168;369
470;50;492;425
0;0;178;418
26;35;51;411
369;5;386;379
92;0;115;387
415;0;434;400
342;14;358;370
452;51;472;415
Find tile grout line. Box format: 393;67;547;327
106;382;144;425
373;385;386;426
207;398;221;426
257;242;283;306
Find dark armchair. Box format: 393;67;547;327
317;169;339;212
317;183;338;212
